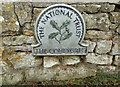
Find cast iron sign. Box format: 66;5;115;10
32;4;88;56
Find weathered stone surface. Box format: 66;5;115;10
2;71;23;85
96;40;112;54
113;55;119;66
4;45;32;51
9;52;42;69
77;4;101;13
110;36;119;55
97;66;117;73
2;3;19;32
86;53;113;65
116;25;120;34
85;30;112;40
63;56;80;65
14;2;32;25
3;35;34;45
33;8;43;22
109;24;118;31
111;43;118;55
84;40;96;52
0;60;14;75
109;12;120;23
83;13;111;31
25;63;96;81
44;57;60;68
100;4;115;12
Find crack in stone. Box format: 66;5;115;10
13;2;23;34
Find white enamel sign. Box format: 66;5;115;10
32;4;88;56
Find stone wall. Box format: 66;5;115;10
0;2;120;85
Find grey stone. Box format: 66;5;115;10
111;43;118;55
113;55;119;66
44;57;60;68
83;13;111;31
77;4;101;13
9;52;42;69
84;40;96;52
4;45;32;51
63;56;80;65
2;71;23;85
97;66;117;73
85;30;112;40
100;4;115;12
109;24;118;31
2;3;19;32
0;60;14;75
116;25;120;34
3;35;34;45
96;40;112;54
109;12;120;23
25;63;96;81
14;2;32;25
86;53;113;65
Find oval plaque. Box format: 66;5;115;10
32;4;88;56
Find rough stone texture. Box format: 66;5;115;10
77;4;101;13
44;57;60;68
25;64;96;81
84;40;96;52
116;25;120;34
85;30;112;40
0;60;14;75
4;45;32;51
14;2;32;26
109;12;120;23
2;71;23;85
8;52;42;69
1;2;19;32
100;4;115;12
97;66;117;73
83;13;111;31
96;40;112;54
113;55;119;66
110;36;119;55
86;53;113;65
3;35;34;45
111;43;118;55
109;24;118;31
63;56;80;65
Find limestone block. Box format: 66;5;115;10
14;2;32;25
4;45;32;52
109;12;120;23
0;60;14;75
96;40;112;54
9;52;42;69
63;56;80;65
100;4;115;12
3;35;34;45
2;2;19;32
25;63;96;81
83;13;111;31
44;57;60;68
116;25;120;34
86;53;113;65
84;40;96;52
77;4;101;13
97;66;117;73
2;71;23;85
85;30;112;40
